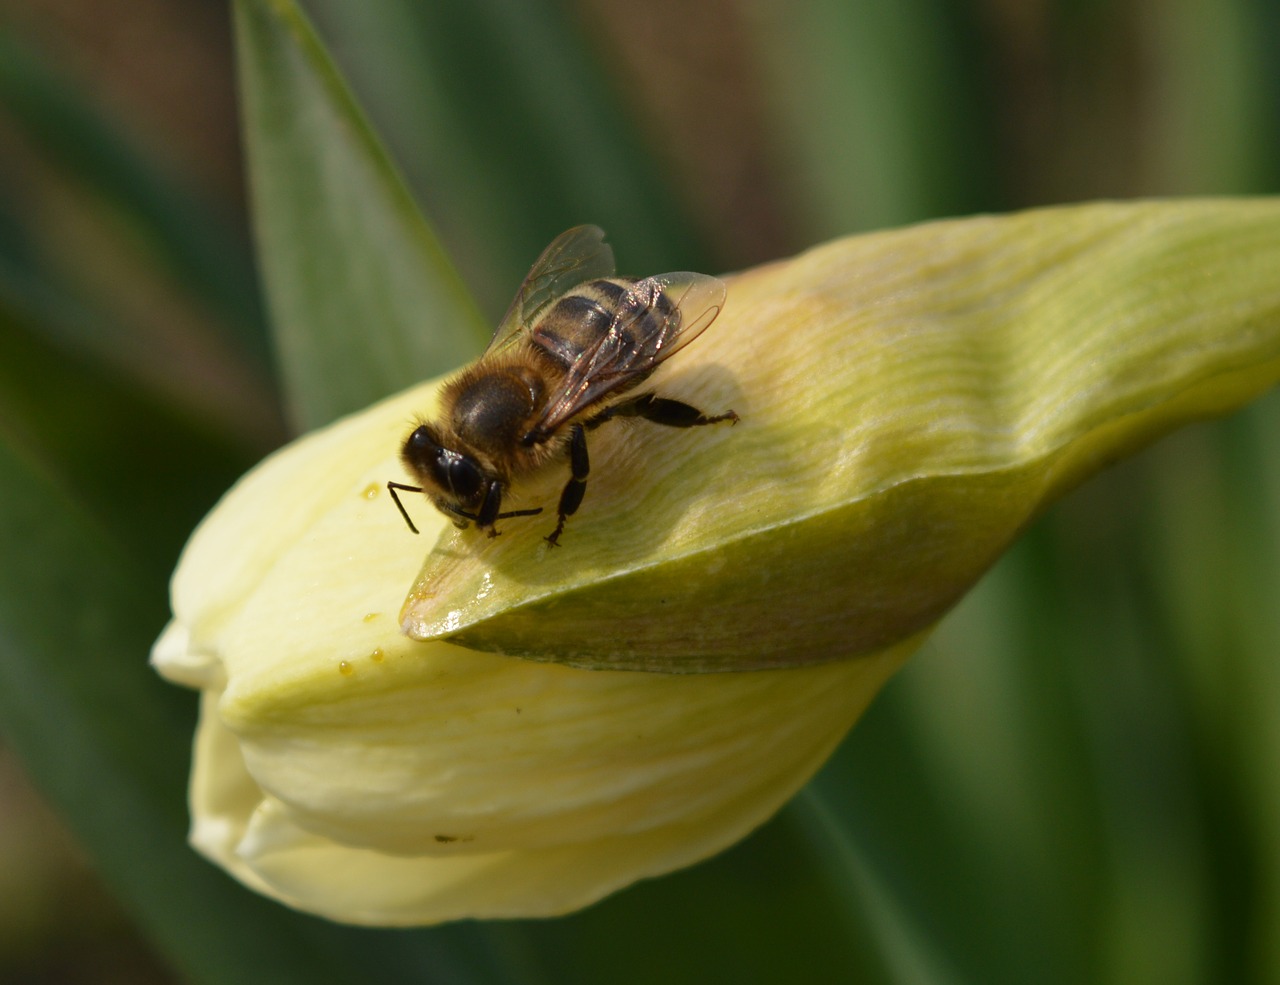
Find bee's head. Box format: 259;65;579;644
400;423;487;511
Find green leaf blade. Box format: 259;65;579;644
235;0;488;430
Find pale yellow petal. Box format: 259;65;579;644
186;641;910;925
159;345;915;923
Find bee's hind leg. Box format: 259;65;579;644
607;392;738;428
547;423;589;547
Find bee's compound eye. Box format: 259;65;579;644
402;425;443;473
402;424;485;506
405;425;439;460
442;453;483;503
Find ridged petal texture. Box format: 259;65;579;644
405;199;1280;669
153;200;1280;924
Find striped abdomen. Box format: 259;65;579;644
529;277;677;371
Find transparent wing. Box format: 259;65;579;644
536;272;727;434
488;225;616;353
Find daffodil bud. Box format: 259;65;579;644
153;199;1280;925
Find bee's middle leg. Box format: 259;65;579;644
547;423;589;547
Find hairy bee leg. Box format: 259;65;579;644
387;481;424;534
607;392;739;428
547;424;590;547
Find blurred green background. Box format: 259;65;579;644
1;0;1278;982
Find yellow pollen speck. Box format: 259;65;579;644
361;483;379;500
370;648;385;663
362;612;380;623
338;660;354;676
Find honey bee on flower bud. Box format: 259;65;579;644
389;225;738;546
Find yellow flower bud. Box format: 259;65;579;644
150;357;914;925
153;199;1280;925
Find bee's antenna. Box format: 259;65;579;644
387;481;423;534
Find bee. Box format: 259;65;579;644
388;225;737;546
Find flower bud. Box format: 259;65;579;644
154;199;1280;924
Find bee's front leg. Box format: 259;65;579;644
546;424;589;547
476;480;504;536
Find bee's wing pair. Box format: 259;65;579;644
489;225;727;434
490;225;617;351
